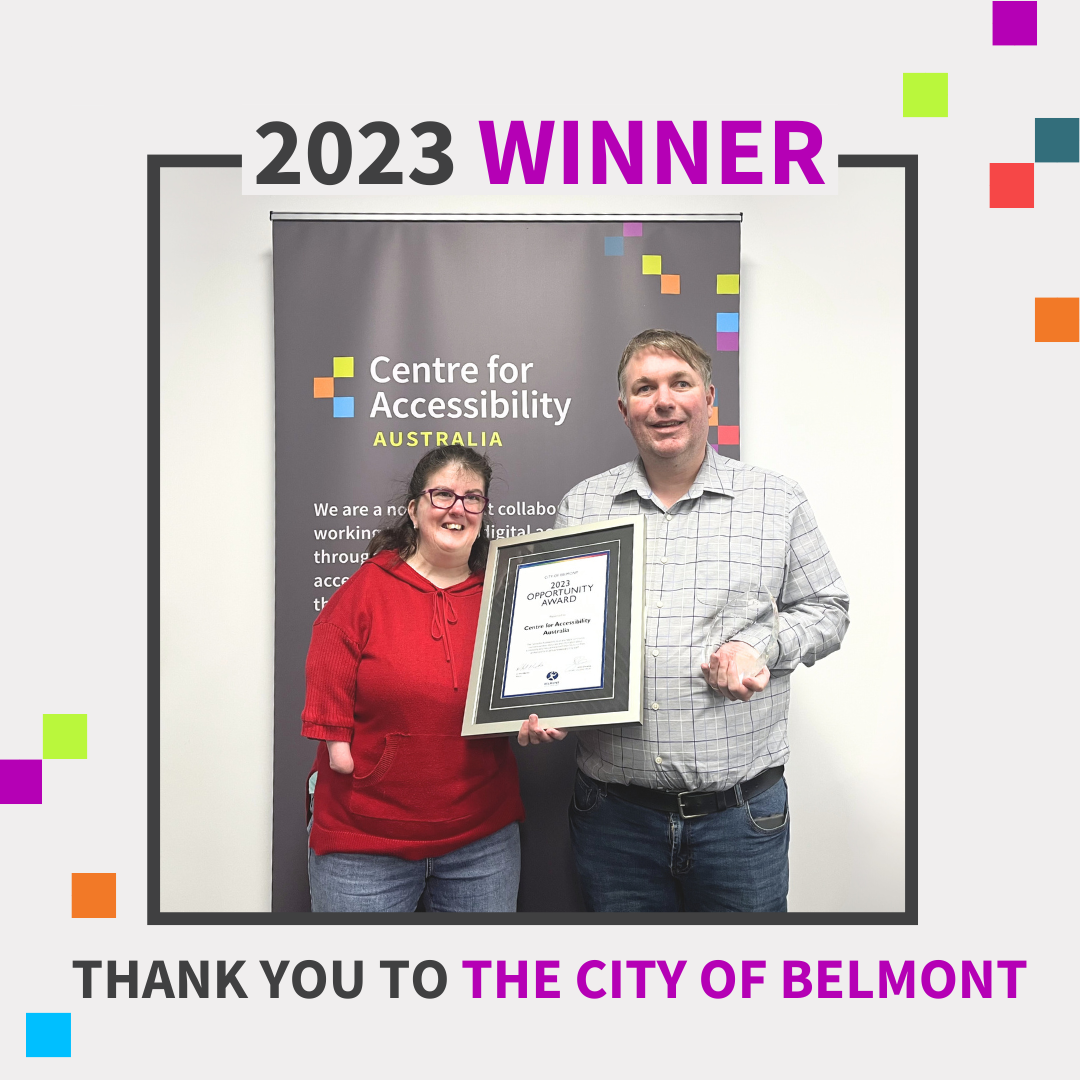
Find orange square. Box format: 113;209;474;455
313;377;334;398
72;873;116;918
1035;297;1079;342
660;274;681;295
709;407;718;426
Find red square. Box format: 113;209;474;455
715;425;740;445
989;163;1034;208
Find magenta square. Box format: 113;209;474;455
716;332;740;352
993;2;1037;45
0;760;43;803
622;222;642;237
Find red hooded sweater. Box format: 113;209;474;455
301;549;524;859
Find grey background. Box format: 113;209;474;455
271;218;740;912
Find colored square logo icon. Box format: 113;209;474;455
716;312;740;333
0;759;42;803
332;356;355;378
72;873;116;918
26;1013;71;1057
604;236;624;256
716;274;740;294
715;425;740;445
642;255;662;275
43;714;87;759
716;332;740;352
622;222;642;237
989;163;1034;207
660;274;680;294
903;73;948;117
333;397;354;418
992;1;1037;45
1034;118;1079;163
1035;298;1079;342
313;377;334;399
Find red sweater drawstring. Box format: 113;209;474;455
430;590;460;688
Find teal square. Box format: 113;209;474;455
1034;118;1079;163
903;73;948;118
26;1013;71;1057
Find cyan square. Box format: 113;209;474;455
604;236;624;256
26;1013;71;1057
1035;118;1079;163
716;312;740;333
333;397;354;418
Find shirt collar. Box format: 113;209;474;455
612;449;733;503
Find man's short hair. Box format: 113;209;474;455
617;329;713;401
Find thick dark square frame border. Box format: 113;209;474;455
148;153;917;925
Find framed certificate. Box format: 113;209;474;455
461;516;645;736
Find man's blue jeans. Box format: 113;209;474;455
308;823;520;913
568;771;789;912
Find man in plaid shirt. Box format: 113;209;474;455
519;329;849;912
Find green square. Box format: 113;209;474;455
903;73;948;117
332;356;354;378
43;714;87;759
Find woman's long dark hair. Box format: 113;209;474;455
366;446;493;574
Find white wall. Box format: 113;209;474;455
159;164;905;912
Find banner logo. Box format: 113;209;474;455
313;356;354;418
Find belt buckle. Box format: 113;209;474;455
676;791;708;819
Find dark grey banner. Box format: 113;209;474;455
272;217;741;912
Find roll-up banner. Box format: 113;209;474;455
271;216;741;912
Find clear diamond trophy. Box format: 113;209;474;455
700;587;780;682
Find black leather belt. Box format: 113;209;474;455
603;765;784;819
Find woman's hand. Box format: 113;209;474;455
326;740;355;774
517;714;567;746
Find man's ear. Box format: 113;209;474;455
707;384;715;409
617;395;629;422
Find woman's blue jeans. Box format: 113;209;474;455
308;823;520;913
568;771;789;912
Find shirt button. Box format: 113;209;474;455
660;557;668;564
664;514;671;521
650;702;660;710
656;601;663;608
652;649;660;657
654;756;663;765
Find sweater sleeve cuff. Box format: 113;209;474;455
301;722;354;742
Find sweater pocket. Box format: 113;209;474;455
348;732;504;837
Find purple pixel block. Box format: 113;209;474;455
993;1;1037;45
0;760;43;803
716;332;740;352
623;222;642;237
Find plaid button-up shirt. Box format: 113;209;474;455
554;450;849;792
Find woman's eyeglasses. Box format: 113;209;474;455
422;488;489;514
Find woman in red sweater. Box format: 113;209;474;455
301;446;524;912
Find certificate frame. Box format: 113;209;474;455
461;516;646;736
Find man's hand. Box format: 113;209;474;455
517;714;568;746
326;740;354;774
700;641;771;702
